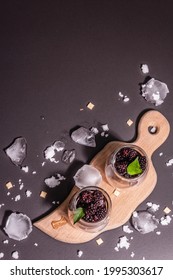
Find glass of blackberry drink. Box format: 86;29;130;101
68;186;112;232
105;144;148;188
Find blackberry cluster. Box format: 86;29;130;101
115;147;147;178
76;189;107;223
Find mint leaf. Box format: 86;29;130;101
127;157;142;175
73;207;85;224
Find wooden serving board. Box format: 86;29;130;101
34;110;170;243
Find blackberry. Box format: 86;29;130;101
128;149;139;161
139;155;147;171
115;161;128;176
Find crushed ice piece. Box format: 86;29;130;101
101;132;105;137
19;180;24;190
126;119;133;126
71;127;96;147
156;231;161;235
77;250;83;258
32;171;37;174
4;212;32;241
166;158;173;166
159;152;163;156
146;202;160;212
87;102;95;110
0;203;5;209
5;181;13;189
44;174;65;188
53;141;65;151
114;236;130;251
73;164;102;188
141;64;149;74
25;190;32;197
11;251;19;259
34;243;38;246
44;176;60;188
90;127;99;135
44;147;56;162
44;141;65;163
132;211;159;234
41;161;46;166
118;92;124;98
123;96;130;102
141;78;169;106
61;149;76;164
0;252;4;259
122;225;133;234
3;239;9;244
163;207;171;214
131;252;135;258
160;215;172;225
118;92;130;102
40;115;45;120
132;211;138;217
4;137;27;166
7;192;10;196
101;124;109;131
40;191;47;198
14;195;21;202
21;166;29;173
96;238;104;245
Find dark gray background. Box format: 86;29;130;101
0;0;173;260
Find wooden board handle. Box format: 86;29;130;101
134;110;170;157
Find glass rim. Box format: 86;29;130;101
110;144;149;182
69;186;112;226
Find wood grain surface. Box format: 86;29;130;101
34;110;170;243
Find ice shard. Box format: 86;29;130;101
71;127;96;147
4;137;27;166
141;78;169;106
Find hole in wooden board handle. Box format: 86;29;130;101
134;110;170;157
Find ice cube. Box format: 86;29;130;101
4;212;32;241
61;149;76;164
4;137;27;166
141;78;169;106
71;127;96;147
73;164;102;188
131;210;159;234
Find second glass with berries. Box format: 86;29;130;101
68;186;112;232
105;144;148;188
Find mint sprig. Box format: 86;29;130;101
73;207;85;224
127;157;142;176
